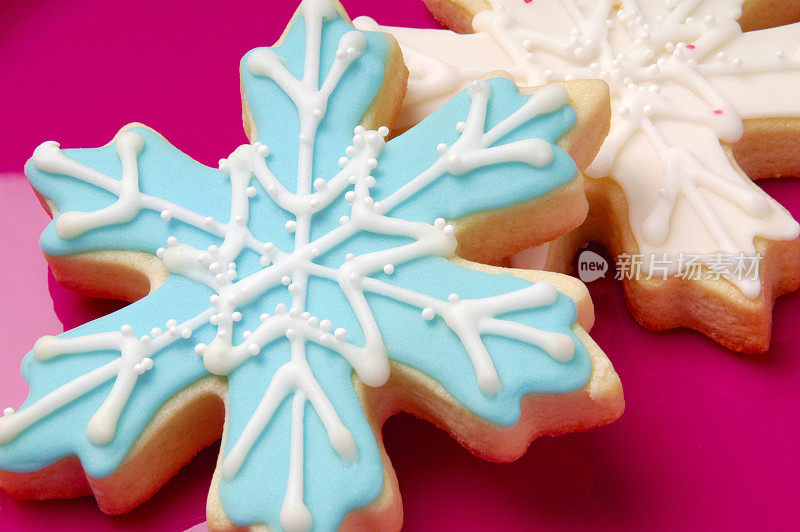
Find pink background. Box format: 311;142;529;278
1;0;799;530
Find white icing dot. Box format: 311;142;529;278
288;283;297;293
436;143;448;154
345;253;354;261
448;293;459;303
194;344;207;356
140;335;151;344
246;186;257;197
260;255;270;266
160;210;172;221
181;328;192;339
260;313;269;322
334;328;347;340
643;105;654;116
151;327;163;337
312;108;323;119
367;158;378;169
286;329;297;340
378;126;389;137
339;215;350;225
248;344;260;356
308;316;319;327
167;236;178;246
362;197;374;208
421;308;435;321
276;303;287;314
383;264;394;275
338;157;349;168
455;121;466;132
285;220;297;232
169;326;180;338
320;319;332;332
215;273;227;284
226;270;237;281
209;315;219;325
313;178;327;191
262;242;274;252
210;294;221;305
344;191;355;202
282;275;292;285
204;216;215;227
232;312;243;322
3;408;14;416
257;144;269;157
120;325;133;336
156;247;166;258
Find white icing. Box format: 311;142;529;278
0;2;580;529
357;0;800;298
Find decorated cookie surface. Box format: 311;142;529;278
0;1;622;530
356;0;800;350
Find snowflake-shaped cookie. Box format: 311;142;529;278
0;1;622;530
356;0;800;352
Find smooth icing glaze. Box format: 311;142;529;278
356;0;800;298
0;1;594;530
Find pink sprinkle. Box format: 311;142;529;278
713;109;723;115
686;44;696;50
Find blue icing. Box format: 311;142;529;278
372;79;577;223
0;275;212;478
367;256;589;427
0;5;593;532
223;343;383;530
240;14;391;187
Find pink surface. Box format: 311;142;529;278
1;0;799;530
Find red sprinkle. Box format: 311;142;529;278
686;44;696;50
713;109;723;114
